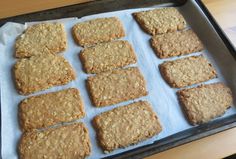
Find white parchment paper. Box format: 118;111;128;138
1;1;236;158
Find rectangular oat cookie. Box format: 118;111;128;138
177;83;233;125
159;55;217;88
151;29;204;58
80;40;137;74
93;101;162;152
133;8;186;35
19;88;85;131
19;123;91;159
14;54;76;95
87;67;147;107
15;23;67;58
72;17;125;47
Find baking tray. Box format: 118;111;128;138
1;0;236;159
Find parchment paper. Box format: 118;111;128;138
1;1;236;158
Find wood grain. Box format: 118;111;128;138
0;0;235;159
202;0;236;46
0;0;91;19
202;0;236;29
147;127;236;159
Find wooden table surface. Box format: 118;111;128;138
1;0;236;159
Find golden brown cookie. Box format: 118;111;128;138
19;123;91;159
151;29;204;58
19;88;85;131
14;54;76;95
93;101;162;152
80;40;137;74
178;83;233;125
87;67;147;107
133;8;186;35
72;17;125;47
15;23;67;58
159;55;217;88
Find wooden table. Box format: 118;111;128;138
1;0;236;158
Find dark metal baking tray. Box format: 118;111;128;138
1;0;236;159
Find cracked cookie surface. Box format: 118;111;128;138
14;54;76;95
15;23;67;58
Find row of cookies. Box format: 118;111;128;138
14;23;83;131
13;23;92;158
14;23;75;95
72;17;163;152
73;18;148;106
133;7;233;125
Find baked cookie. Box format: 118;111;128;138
19;123;91;159
159;55;217;88
151;29;204;58
93;101;162;152
80;40;137;73
15;23;67;58
14;54;76;95
19;88;85;131
133;8;186;35
87;67;147;107
177;83;233;125
72;17;125;47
